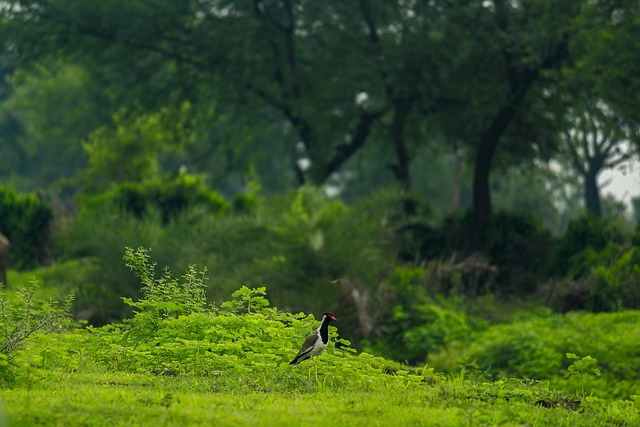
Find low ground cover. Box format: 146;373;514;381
3;366;638;426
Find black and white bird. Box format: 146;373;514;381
290;313;337;380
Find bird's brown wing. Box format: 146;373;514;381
290;330;319;365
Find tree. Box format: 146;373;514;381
2;0;386;186
0;65;110;192
83;103;193;188
463;0;577;249
562;99;639;217
556;0;640;218
5;0;631;241
0;1;459;215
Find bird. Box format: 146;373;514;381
290;312;337;381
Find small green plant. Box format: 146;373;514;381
123;246;209;317
565;353;601;398
121;246;209;340
220;286;269;313
0;278;72;384
566;353;601;378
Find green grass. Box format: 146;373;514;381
2;368;637;426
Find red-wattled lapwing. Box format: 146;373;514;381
290;313;337;381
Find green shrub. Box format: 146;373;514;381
81;173;229;223
202;186;404;338
78;249;414;387
121;246;209;341
59;186;404;340
431;311;640;399
0;186;52;269
590;245;640;311
362;266;473;364
405;211;551;295
549;216;626;279
486;212;552;293
545;233;639;313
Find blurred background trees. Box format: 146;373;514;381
0;0;639;357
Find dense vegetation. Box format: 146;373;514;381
2;251;640;425
1;0;639;425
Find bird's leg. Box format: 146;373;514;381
307;364;311;381
315;356;319;382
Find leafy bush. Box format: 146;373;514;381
404;211;551;294
73;249;418;388
549;216;626;279
544;231;639;313
485;212;552;293
242;187;404;340
430;310;640;399
80;173;229;223
57;186;420;346
0;186;52;269
121;246;209;341
362;266;473;364
59;208;182;324
590;245;640;311
383;303;470;364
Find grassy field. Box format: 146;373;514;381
2;368;637;426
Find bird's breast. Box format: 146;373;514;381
308;338;328;357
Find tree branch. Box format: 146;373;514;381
316;108;384;182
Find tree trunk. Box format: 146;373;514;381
448;149;463;215
469;4;571;250
584;168;602;217
471;105;515;250
390;103;416;216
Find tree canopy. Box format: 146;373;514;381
1;0;639;242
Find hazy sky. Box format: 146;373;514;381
600;158;639;214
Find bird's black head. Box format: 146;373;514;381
322;313;337;322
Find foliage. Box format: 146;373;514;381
3;0;610;236
485;212;553;294
83;103;193;186
548;215;626;279
430;310;640;399
0;64;109;192
566;353;600;378
0;278;72;385
362;266;473;364
1;251;640;424
1;302;639;424
589;244;640;311
58;206;214;324
543;218;637;313
121;246;209;341
405;211;552;295
61;186;403;332
81;173;229;224
69;249;389;384
0;186;52;269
